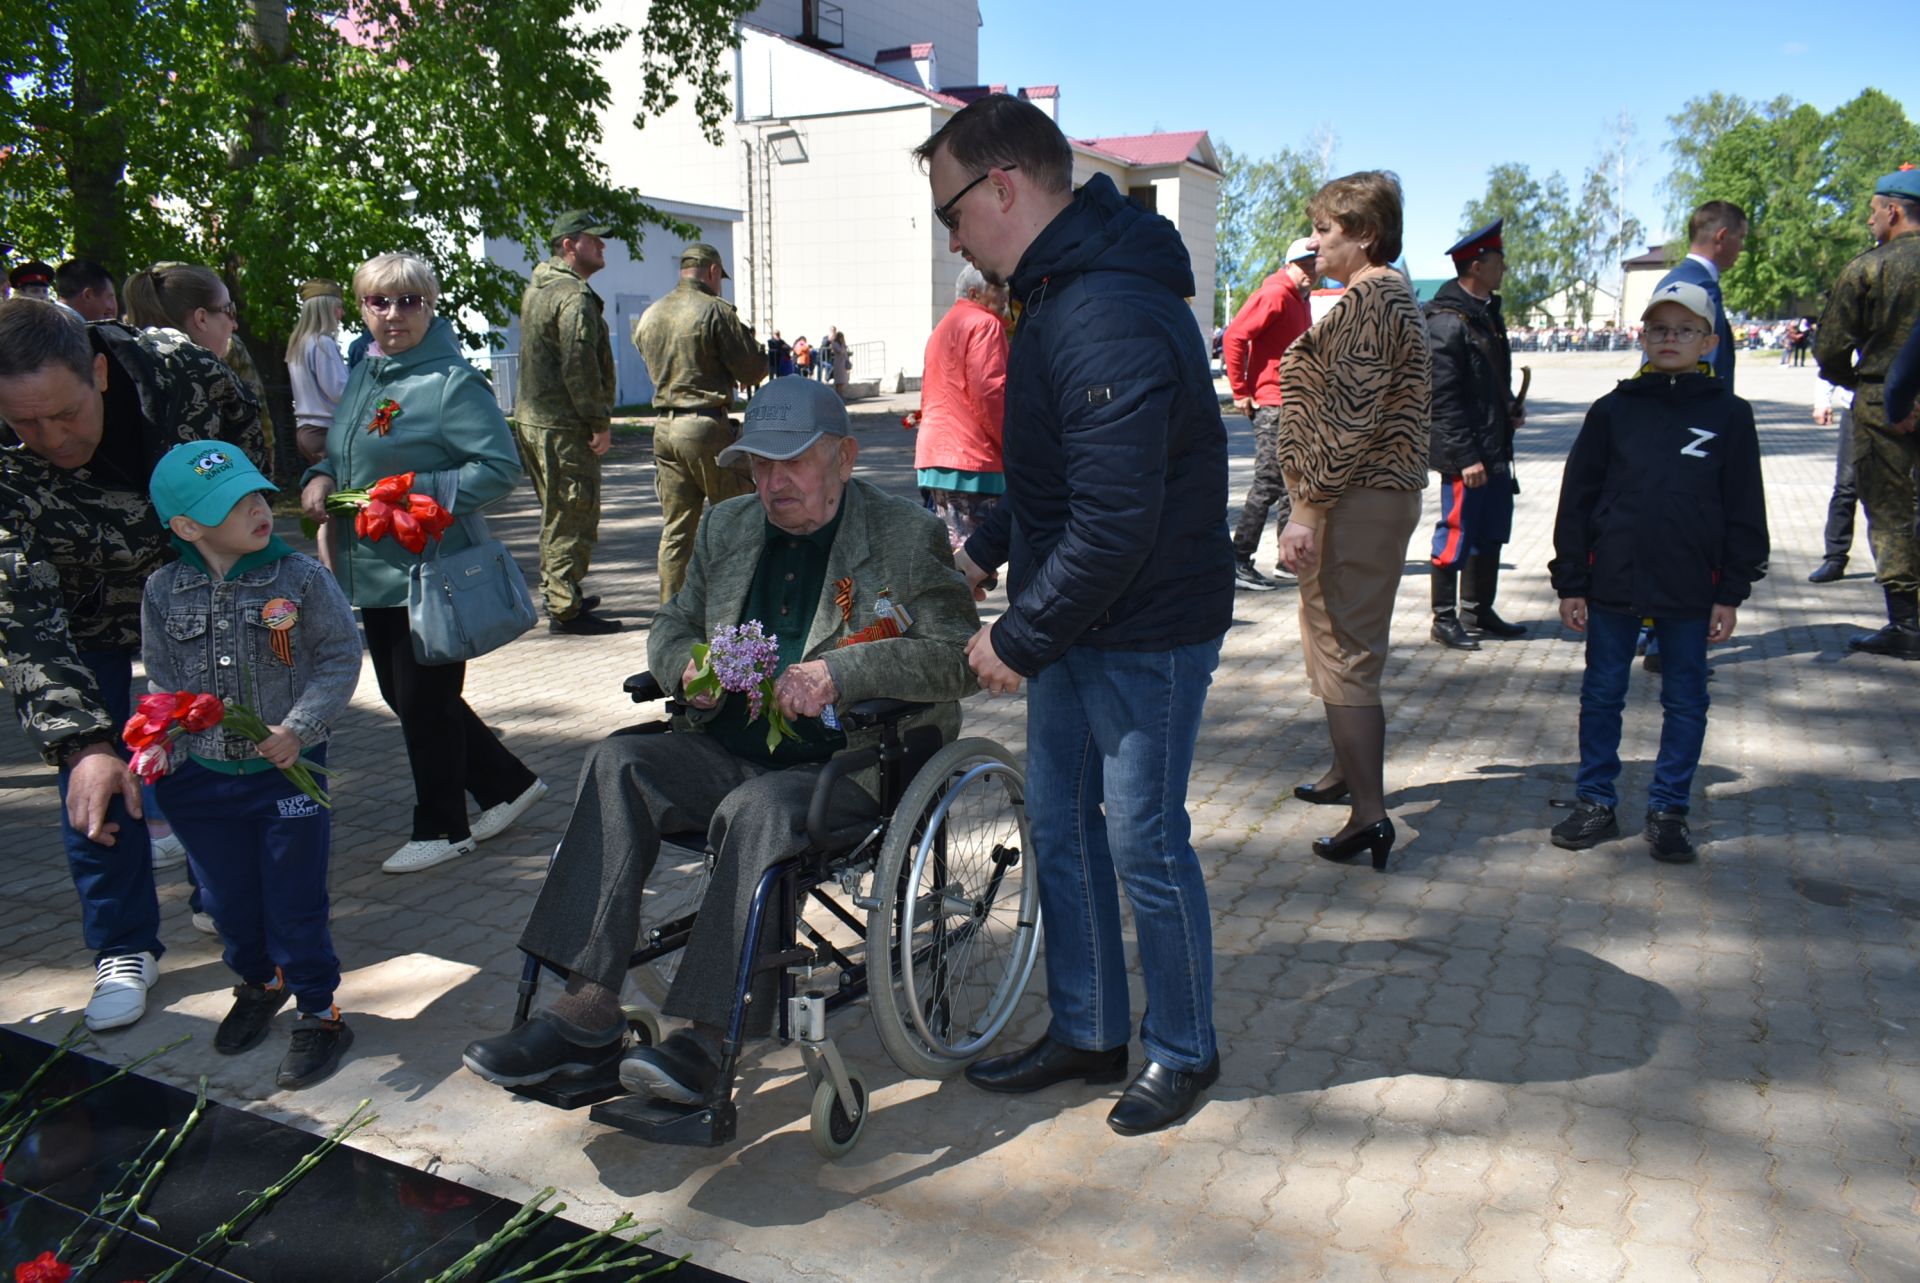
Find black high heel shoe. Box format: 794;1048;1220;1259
1292;780;1350;805
1313;817;1395;871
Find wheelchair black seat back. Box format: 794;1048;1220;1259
506;671;1040;1159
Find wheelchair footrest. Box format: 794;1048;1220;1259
510;1060;625;1110
589;1094;739;1147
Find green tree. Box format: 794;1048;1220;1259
1214;139;1330;325
1459;162;1575;324
0;0;753;472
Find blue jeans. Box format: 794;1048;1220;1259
1024;638;1220;1071
1577;609;1710;813
58;649;162;962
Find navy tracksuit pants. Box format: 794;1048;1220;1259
155;747;339;1016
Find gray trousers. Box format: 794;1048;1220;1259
1231;405;1292;560
517;730;875;1030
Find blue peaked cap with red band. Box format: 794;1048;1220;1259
1875;163;1920;201
1447;219;1504;265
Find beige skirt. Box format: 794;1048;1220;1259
1295;486;1422;707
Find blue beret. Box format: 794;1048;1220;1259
1875;165;1920;200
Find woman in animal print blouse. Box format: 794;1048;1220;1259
1276;170;1433;873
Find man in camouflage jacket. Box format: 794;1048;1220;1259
633;243;766;603
515;212;620;634
0;298;265;1027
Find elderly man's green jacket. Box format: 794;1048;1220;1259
649;476;979;770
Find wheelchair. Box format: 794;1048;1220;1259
503;671;1041;1159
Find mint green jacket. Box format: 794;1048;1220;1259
648;477;980;774
304;318;523;608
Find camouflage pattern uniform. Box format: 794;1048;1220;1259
1815;229;1920;594
513;257;616;620
222;333;277;460
1;323;266;764
633;277;766;602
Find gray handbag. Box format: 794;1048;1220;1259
407;511;536;665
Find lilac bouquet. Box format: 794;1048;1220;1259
685;620;800;752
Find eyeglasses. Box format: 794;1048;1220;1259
361;293;427;314
1645;324;1708;342
206;301;237;319
934;165;1015;232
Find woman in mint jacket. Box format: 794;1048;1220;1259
301;253;546;875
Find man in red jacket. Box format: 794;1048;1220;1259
1223;238;1317;590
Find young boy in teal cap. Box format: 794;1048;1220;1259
144;442;362;1089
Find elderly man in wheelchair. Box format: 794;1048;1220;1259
463;377;1033;1150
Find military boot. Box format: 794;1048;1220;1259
1430;567;1479;651
1461;554;1527;638
1848;588;1920;660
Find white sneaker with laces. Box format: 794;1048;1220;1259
382;835;479;874
84;952;158;1031
150;833;187;870
470;779;549;842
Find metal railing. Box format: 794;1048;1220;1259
849;340;885;384
469;351;519;414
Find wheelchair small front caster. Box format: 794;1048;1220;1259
808;1063;868;1160
622;1005;660;1048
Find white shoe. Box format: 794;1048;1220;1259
151;833;187;870
470;779;549;842
84;952;158;1031
382;835;479;874
191;912;218;936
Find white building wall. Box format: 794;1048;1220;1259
1175;167;1220;341
740;0;980;89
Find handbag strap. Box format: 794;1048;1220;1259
429;511;492;563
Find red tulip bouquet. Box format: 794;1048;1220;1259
318;471;455;554
121;690;330;808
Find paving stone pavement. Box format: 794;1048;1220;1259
3;353;1916;1282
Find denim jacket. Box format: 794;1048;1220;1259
141;546;361;760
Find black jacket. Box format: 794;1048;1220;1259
962;173;1232;675
1423;279;1514;474
1549;369;1769;618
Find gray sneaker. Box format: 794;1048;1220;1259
1550;800;1619;850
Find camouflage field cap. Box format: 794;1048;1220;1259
679;243;730;279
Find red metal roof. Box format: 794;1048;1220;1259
1078;130;1209;167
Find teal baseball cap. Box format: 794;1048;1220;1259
150;442;277;525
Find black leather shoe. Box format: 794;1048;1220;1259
549;610;624;636
462;1014;624;1087
1430;614;1480;650
964;1034;1128;1094
1313;817;1395;871
1847;622;1920;660
1107;1056;1221;1136
1806;558;1846;584
215;982;291;1055
618;1031;722;1105
1292;779;1350;805
1462;608;1527;639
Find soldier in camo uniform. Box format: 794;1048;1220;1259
515;211;621;635
633;243;766;603
1815;165;1920;660
0;298;265;1031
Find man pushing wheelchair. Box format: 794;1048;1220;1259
462;376;980;1104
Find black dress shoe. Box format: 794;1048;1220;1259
1313;817;1396;871
1292;780;1350;805
1461;608;1527;638
1107;1056;1221;1136
1806;559;1846;584
1848;622;1920;660
549;610;624;636
618;1031;722;1105
964;1034;1128;1094
462;1014;624;1087
1430;614;1480;650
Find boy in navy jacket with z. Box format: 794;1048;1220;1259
1548;281;1769;862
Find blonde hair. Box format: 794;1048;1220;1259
351;252;439;305
284;292;343;364
122;262;225;331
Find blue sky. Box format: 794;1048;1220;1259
978;0;1919;279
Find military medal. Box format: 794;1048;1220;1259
262;597;297;667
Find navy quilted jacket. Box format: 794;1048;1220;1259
962;173;1233;676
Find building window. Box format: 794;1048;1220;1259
1128;185;1157;213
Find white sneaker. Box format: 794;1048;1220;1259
150;833;187;870
470;779;549;842
191;912;218;936
84;952;158;1032
382;835;479;874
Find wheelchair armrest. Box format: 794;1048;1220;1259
837;697;932;730
625;671;667;703
805;745;881;850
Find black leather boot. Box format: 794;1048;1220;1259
1430;568;1479;650
1848;588;1920;660
1461;554;1527;638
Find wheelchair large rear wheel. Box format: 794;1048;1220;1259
866;738;1040;1079
628;841;713;1007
